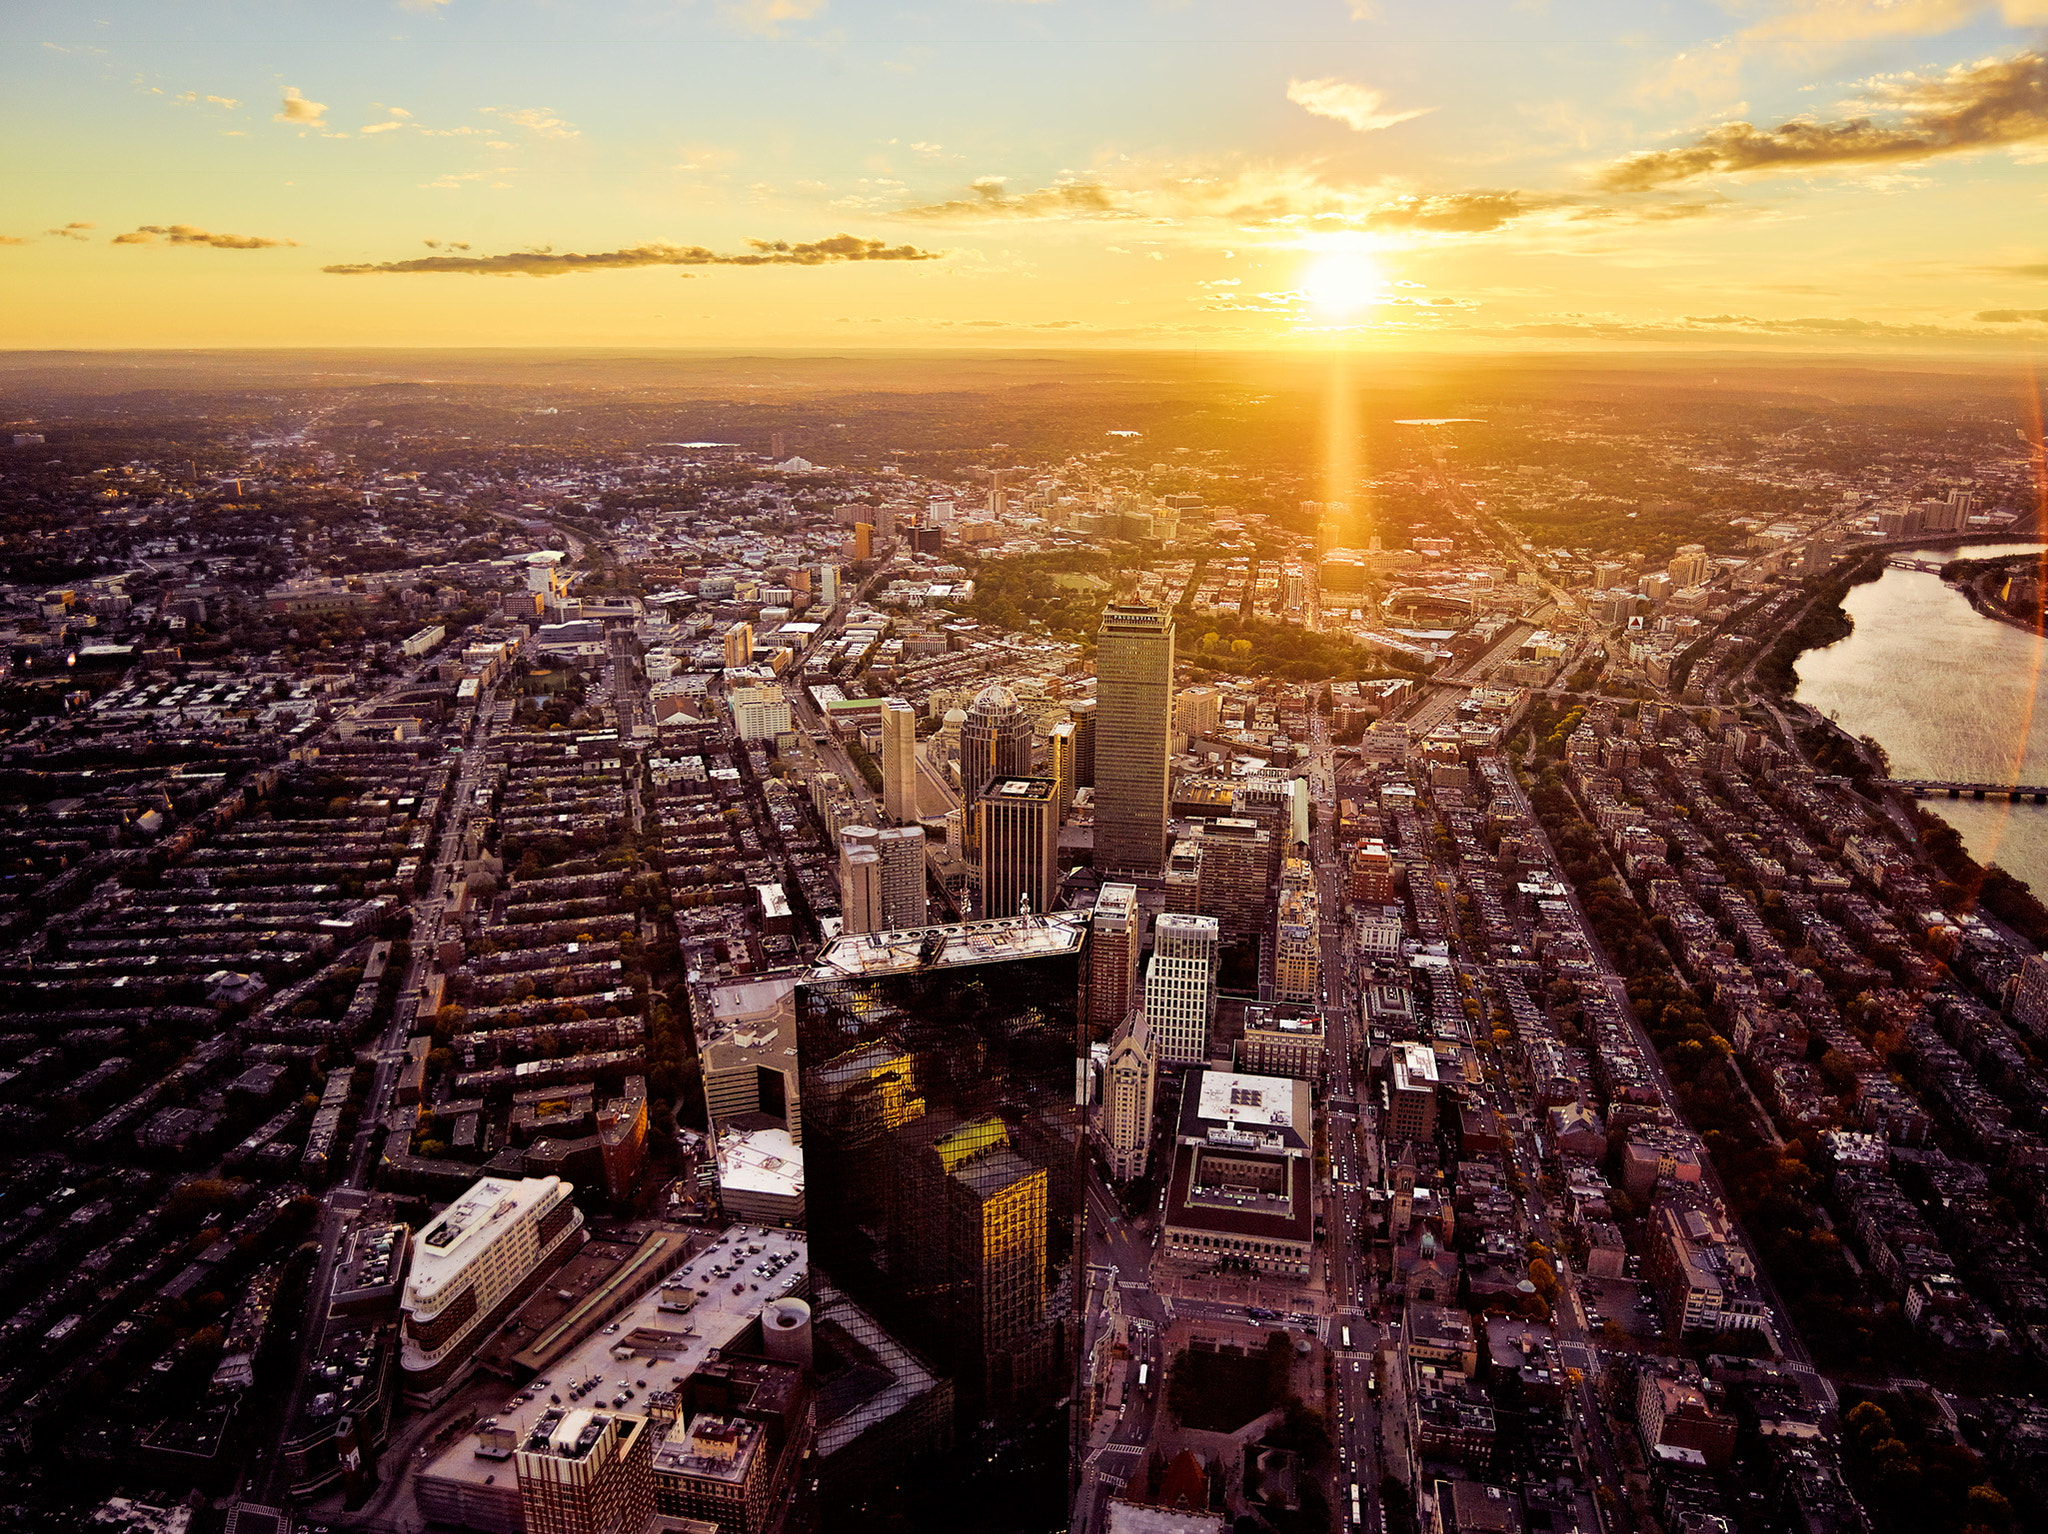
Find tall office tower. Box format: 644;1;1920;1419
1046;721;1078;819
1147;913;1220;1065
1099;1009;1158;1182
1273;858;1321;1006
516;1408;656;1534
959;683;1033;857
959;683;1033;800
1068;699;1097;787
839;830;886;935
1086;882;1141;1033
1094;605;1175;876
797;915;1089;1421
816;562;840;608
723;621;755;669
1146;952;1216;1067
880;698;919;824
977;777;1059;920
848;523;874;561
874;824;929;930
399;1175;586;1403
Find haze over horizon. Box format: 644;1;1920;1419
10;0;2048;353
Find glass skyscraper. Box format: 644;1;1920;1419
1093;604;1175;876
795;915;1087;1425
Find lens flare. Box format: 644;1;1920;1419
1301;250;1386;316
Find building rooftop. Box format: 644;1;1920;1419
716;1126;804;1202
417;1223;806;1495
404;1175;570;1308
1181;1068;1312;1152
807;911;1087;980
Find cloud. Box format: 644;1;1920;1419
481;106;579;140
1717;1;2048;52
1983;262;2048;277
112;224;297;249
1286;78;1433;134
175;91;241;109
1602;49;2048;189
1978;308;2048;320
893;177;1130;221
0;236;30;246
720;0;826;34
275;88;328;126
46;222;95;241
1365;191;1551;233
324;233;943;276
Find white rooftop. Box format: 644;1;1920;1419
417;1224;807;1494
808;911;1087;979
716;1127;804;1200
1193;1069;1307;1134
405;1176;568;1306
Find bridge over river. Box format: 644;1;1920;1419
1891;779;2048;803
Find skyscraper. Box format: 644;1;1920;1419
842;824;927;932
880;698;919;824
977;777;1059;920
1046;720;1078;819
839;832;885;935
1094;605;1174;876
959;682;1034;801
873;824;928;930
1147;913;1220;1066
1085;882;1141;1033
1099;1009;1157;1183
959;682;1033;858
796;915;1088;1419
1068;698;1097;788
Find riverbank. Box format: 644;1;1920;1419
1768;549;2048;946
1943;551;2048;639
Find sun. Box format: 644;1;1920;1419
1300;249;1387;316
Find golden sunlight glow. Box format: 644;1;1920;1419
1300;249;1387;316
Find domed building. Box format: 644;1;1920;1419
958;683;1034;858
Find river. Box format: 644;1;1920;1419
1795;541;2048;893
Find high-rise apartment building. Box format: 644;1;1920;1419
839;836;885;935
1387;1041;1440;1144
797;915;1087;1419
880;698;919;824
873;824;927;930
977;776;1059;919
400;1175;586;1402
515;1409;656;1534
1175;685;1222;744
1093;605;1174;876
840;824;926;932
723;621;755;669
1667;543;1711;589
1086;882;1141;1033
1147;913;1220;1066
730;684;791;742
1099;1009;1158;1182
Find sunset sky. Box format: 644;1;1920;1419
8;0;2048;351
